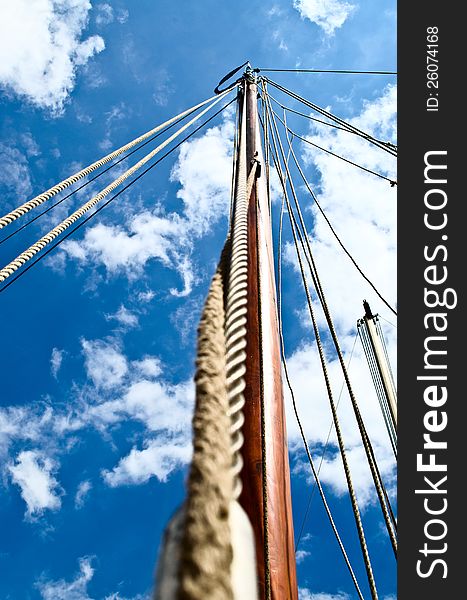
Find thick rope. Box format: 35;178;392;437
0;89;234;230
175;85;251;600
177;259;234;600
0;92;233;284
224;87;248;500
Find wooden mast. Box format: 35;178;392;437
238;71;298;600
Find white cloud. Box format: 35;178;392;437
282;86;397;506
20;132;41;157
293;0;356;35
1;340;194;491
81;338;128;390
84;375;193;438
37;556;94;600
272;30;289;52
103;437;191;486
8;450;62;518
120;379;192;432
51;348;65;379
63;212;186;281
0;0;105;112
98;102;129;151
74;479;92;509
0;406;55;460
106;305;139;328
170;118;234;236
115;9;129;24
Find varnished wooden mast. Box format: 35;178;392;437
238;73;298;600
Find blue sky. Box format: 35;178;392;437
0;1;397;599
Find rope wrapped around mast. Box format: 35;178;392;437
177;246;235;599
155;85;257;600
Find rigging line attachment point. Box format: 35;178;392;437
214;61;251;94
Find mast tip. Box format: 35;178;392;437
363;299;374;319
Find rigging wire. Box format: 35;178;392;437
271;107;397;185
267;91;397;156
269;93;358;132
0;98;235;294
265;93;398;555
260;92;397;318
0;86;237;231
0;90;236;285
265;78;397;157
264;95;380;600
0;109;201;247
259;84;397;316
229;91;240;223
275;163;366;600
378;314;397;328
276;104;398;316
294;331;359;552
256;68;397;75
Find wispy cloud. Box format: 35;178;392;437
50;348;65;379
105;305;139;328
82;338;129;390
36;556;94;600
74;480;92;509
0;141;34;204
95;3;115;27
295;549;311;564
36;556;150;600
